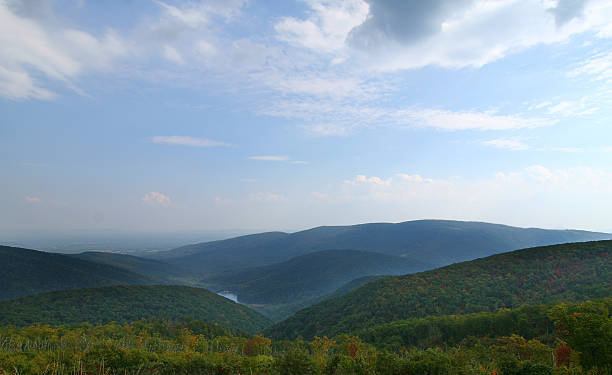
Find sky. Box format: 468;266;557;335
1;0;612;234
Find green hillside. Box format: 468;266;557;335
156;220;611;274
70;251;191;280
0;285;272;333
206;249;431;305
266;240;612;339
0;246;156;301
252;275;390;322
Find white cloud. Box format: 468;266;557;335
570;52;612;81
25;196;40;203
0;1;127;99
396;174;434;183
545;98;599;117
248;155;290;161
405;109;552;131
163;45;184;65
326;165;612;230
154;1;209;29
264;99;552;136
151;136;231;147
142;191;171;206
483;138;529;150
346;174;392;186
0;66;56;100
275;0;369;54
279;0;612;71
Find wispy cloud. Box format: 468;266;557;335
265;100;553;136
142;191;171;206
151;136;231;147
248;155;290;161
569;51;612;81
25;196;41;203
0;1;126;99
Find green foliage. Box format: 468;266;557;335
0;285;272;333
267;241;612;339
355;302;556;350
0;246;156;301
0;300;606;375
549;300;612;373
275;348;319;375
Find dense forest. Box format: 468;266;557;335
0;298;610;375
267;240;612;339
0;285;271;333
0;246;157;301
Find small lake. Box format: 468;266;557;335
217;291;239;303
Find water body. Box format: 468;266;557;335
217;291;239;303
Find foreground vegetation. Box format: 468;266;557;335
0;286;272;333
0;299;610;375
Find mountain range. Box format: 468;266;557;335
154;220;611;275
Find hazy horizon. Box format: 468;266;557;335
2;217;611;255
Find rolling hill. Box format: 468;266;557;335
205;249;432;305
0;285;272;333
0;246;157;301
154;220;611;275
70;251;191;280
266;240;612;340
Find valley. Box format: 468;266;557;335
1;220;610;374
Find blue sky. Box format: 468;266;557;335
1;0;612;233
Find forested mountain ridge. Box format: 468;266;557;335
154;220;611;274
0;246;157;301
266;240;612;340
0;285;272;333
205;249;432;305
70;251;191;280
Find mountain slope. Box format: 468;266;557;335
156;220;611;274
206;249;432;305
0;246;156;301
252;275;391;322
70;251;190;280
0;285;272;333
266;240;612;340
